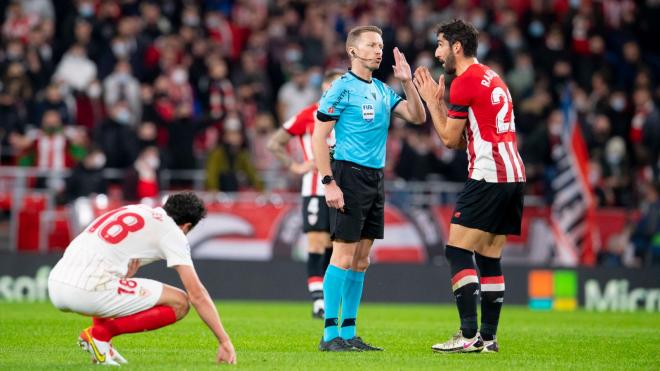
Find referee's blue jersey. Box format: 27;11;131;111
317;71;402;169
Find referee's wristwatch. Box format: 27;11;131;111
321;175;334;185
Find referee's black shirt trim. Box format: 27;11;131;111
317;111;340;122
348;71;372;84
391;97;403;112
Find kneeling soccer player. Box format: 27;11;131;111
48;192;236;365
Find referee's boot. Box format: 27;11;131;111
346;336;383;351
318;337;360;352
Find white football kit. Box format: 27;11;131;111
48;204;193;318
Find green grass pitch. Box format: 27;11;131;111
1;301;658;370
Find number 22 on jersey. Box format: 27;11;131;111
491;86;516;134
88;207;145;244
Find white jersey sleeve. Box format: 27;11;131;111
159;228;193;267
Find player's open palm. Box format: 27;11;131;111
392;47;412;82
217;341;237;364
413;67;445;104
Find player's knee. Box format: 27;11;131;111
353;256;370;272
172;292;190;320
331;254;353;269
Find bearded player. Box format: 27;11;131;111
413;19;526;353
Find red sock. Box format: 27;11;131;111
93;317;111;326
92;306;177;341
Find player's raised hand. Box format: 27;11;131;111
413;67;446;105
217;340;237;364
435;72;446;101
392;47;412;82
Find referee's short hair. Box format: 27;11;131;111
346;25;383;54
323;68;345;84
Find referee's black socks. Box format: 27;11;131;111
475;253;505;341
445;245;479;339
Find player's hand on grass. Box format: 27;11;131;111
289;161;315;175
413;67;446;104
324;182;345;211
217;340;237;364
125;259;140;278
392;47;412;82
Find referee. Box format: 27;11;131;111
312;25;426;352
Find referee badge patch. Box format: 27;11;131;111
362;104;374;122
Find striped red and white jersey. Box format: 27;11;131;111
282;102;335;197
447;63;526;183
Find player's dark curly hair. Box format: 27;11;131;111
163;192;207;228
436;19;479;57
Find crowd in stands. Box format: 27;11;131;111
0;0;658;210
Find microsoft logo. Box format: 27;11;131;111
528;270;577;311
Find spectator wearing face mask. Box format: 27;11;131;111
631;181;660;266
17;110;81;170
2;1;40;42
103;60;141;120
53;44;97;94
601;136;632;207
93;100;138;169
205;117;263;192
33;83;72;126
276;64;318;122
122;146;161;201
630;87;660;180
65;146;107;202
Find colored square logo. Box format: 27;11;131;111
528;270;577;311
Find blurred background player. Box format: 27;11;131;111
312;25;425;352
267;68;345;319
414;19;526;353
47;192;237;365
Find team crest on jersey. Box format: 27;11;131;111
362;104;374;122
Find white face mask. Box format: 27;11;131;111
112;42;129;58
172;69;188;85
91;154;106;169
145;156;160;169
115;109;132;124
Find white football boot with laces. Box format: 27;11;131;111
431;330;484;353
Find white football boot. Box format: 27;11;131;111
431;330;484;353
109;344;128;364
